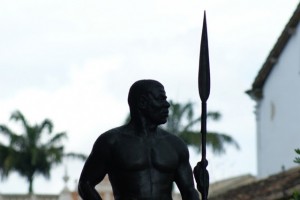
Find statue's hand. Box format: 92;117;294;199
193;160;209;199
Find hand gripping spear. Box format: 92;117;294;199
193;11;210;200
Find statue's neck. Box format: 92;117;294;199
129;117;158;137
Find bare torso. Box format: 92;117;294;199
79;125;199;200
106;127;182;199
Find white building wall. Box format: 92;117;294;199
257;23;300;178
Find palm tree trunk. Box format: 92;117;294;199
28;176;34;194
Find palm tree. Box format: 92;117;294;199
164;100;239;155
124;100;239;155
0;110;86;194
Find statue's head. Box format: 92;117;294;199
128;79;170;125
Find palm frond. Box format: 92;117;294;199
294;149;300;164
45;132;67;147
206;132;240;154
0;125;16;137
0;125;24;148
183;117;201;131
46;146;64;164
64;152;87;161
178;130;239;155
0;145;20;179
39;119;53;134
181;101;194;122
178;131;199;148
10;110;29;129
207;111;221;121
294;157;300;164
0;144;10;179
163;100;240;156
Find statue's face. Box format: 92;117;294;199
144;85;170;125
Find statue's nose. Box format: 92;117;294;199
165;101;170;108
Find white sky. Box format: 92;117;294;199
0;0;299;194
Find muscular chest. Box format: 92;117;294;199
111;136;179;172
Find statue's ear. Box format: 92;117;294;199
138;95;148;110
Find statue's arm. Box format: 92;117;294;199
78;134;110;200
175;143;200;200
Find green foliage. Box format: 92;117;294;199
290;191;300;200
294;149;300;164
290;149;300;199
0;110;86;194
164;100;239;154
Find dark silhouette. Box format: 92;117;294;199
78;79;199;200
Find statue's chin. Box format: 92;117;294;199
158;119;167;125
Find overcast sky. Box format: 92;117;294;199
0;0;299;194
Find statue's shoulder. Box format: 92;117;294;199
95;125;127;145
158;128;188;149
157;128;190;159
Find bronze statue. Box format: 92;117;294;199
78;79;200;200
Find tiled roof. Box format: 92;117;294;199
246;2;300;100
0;194;58;200
209;166;300;200
209;174;256;198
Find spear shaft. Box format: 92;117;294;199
201;102;207;161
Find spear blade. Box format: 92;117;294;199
199;11;210;102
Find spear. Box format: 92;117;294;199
194;11;210;200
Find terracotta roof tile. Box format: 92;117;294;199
210;166;300;200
